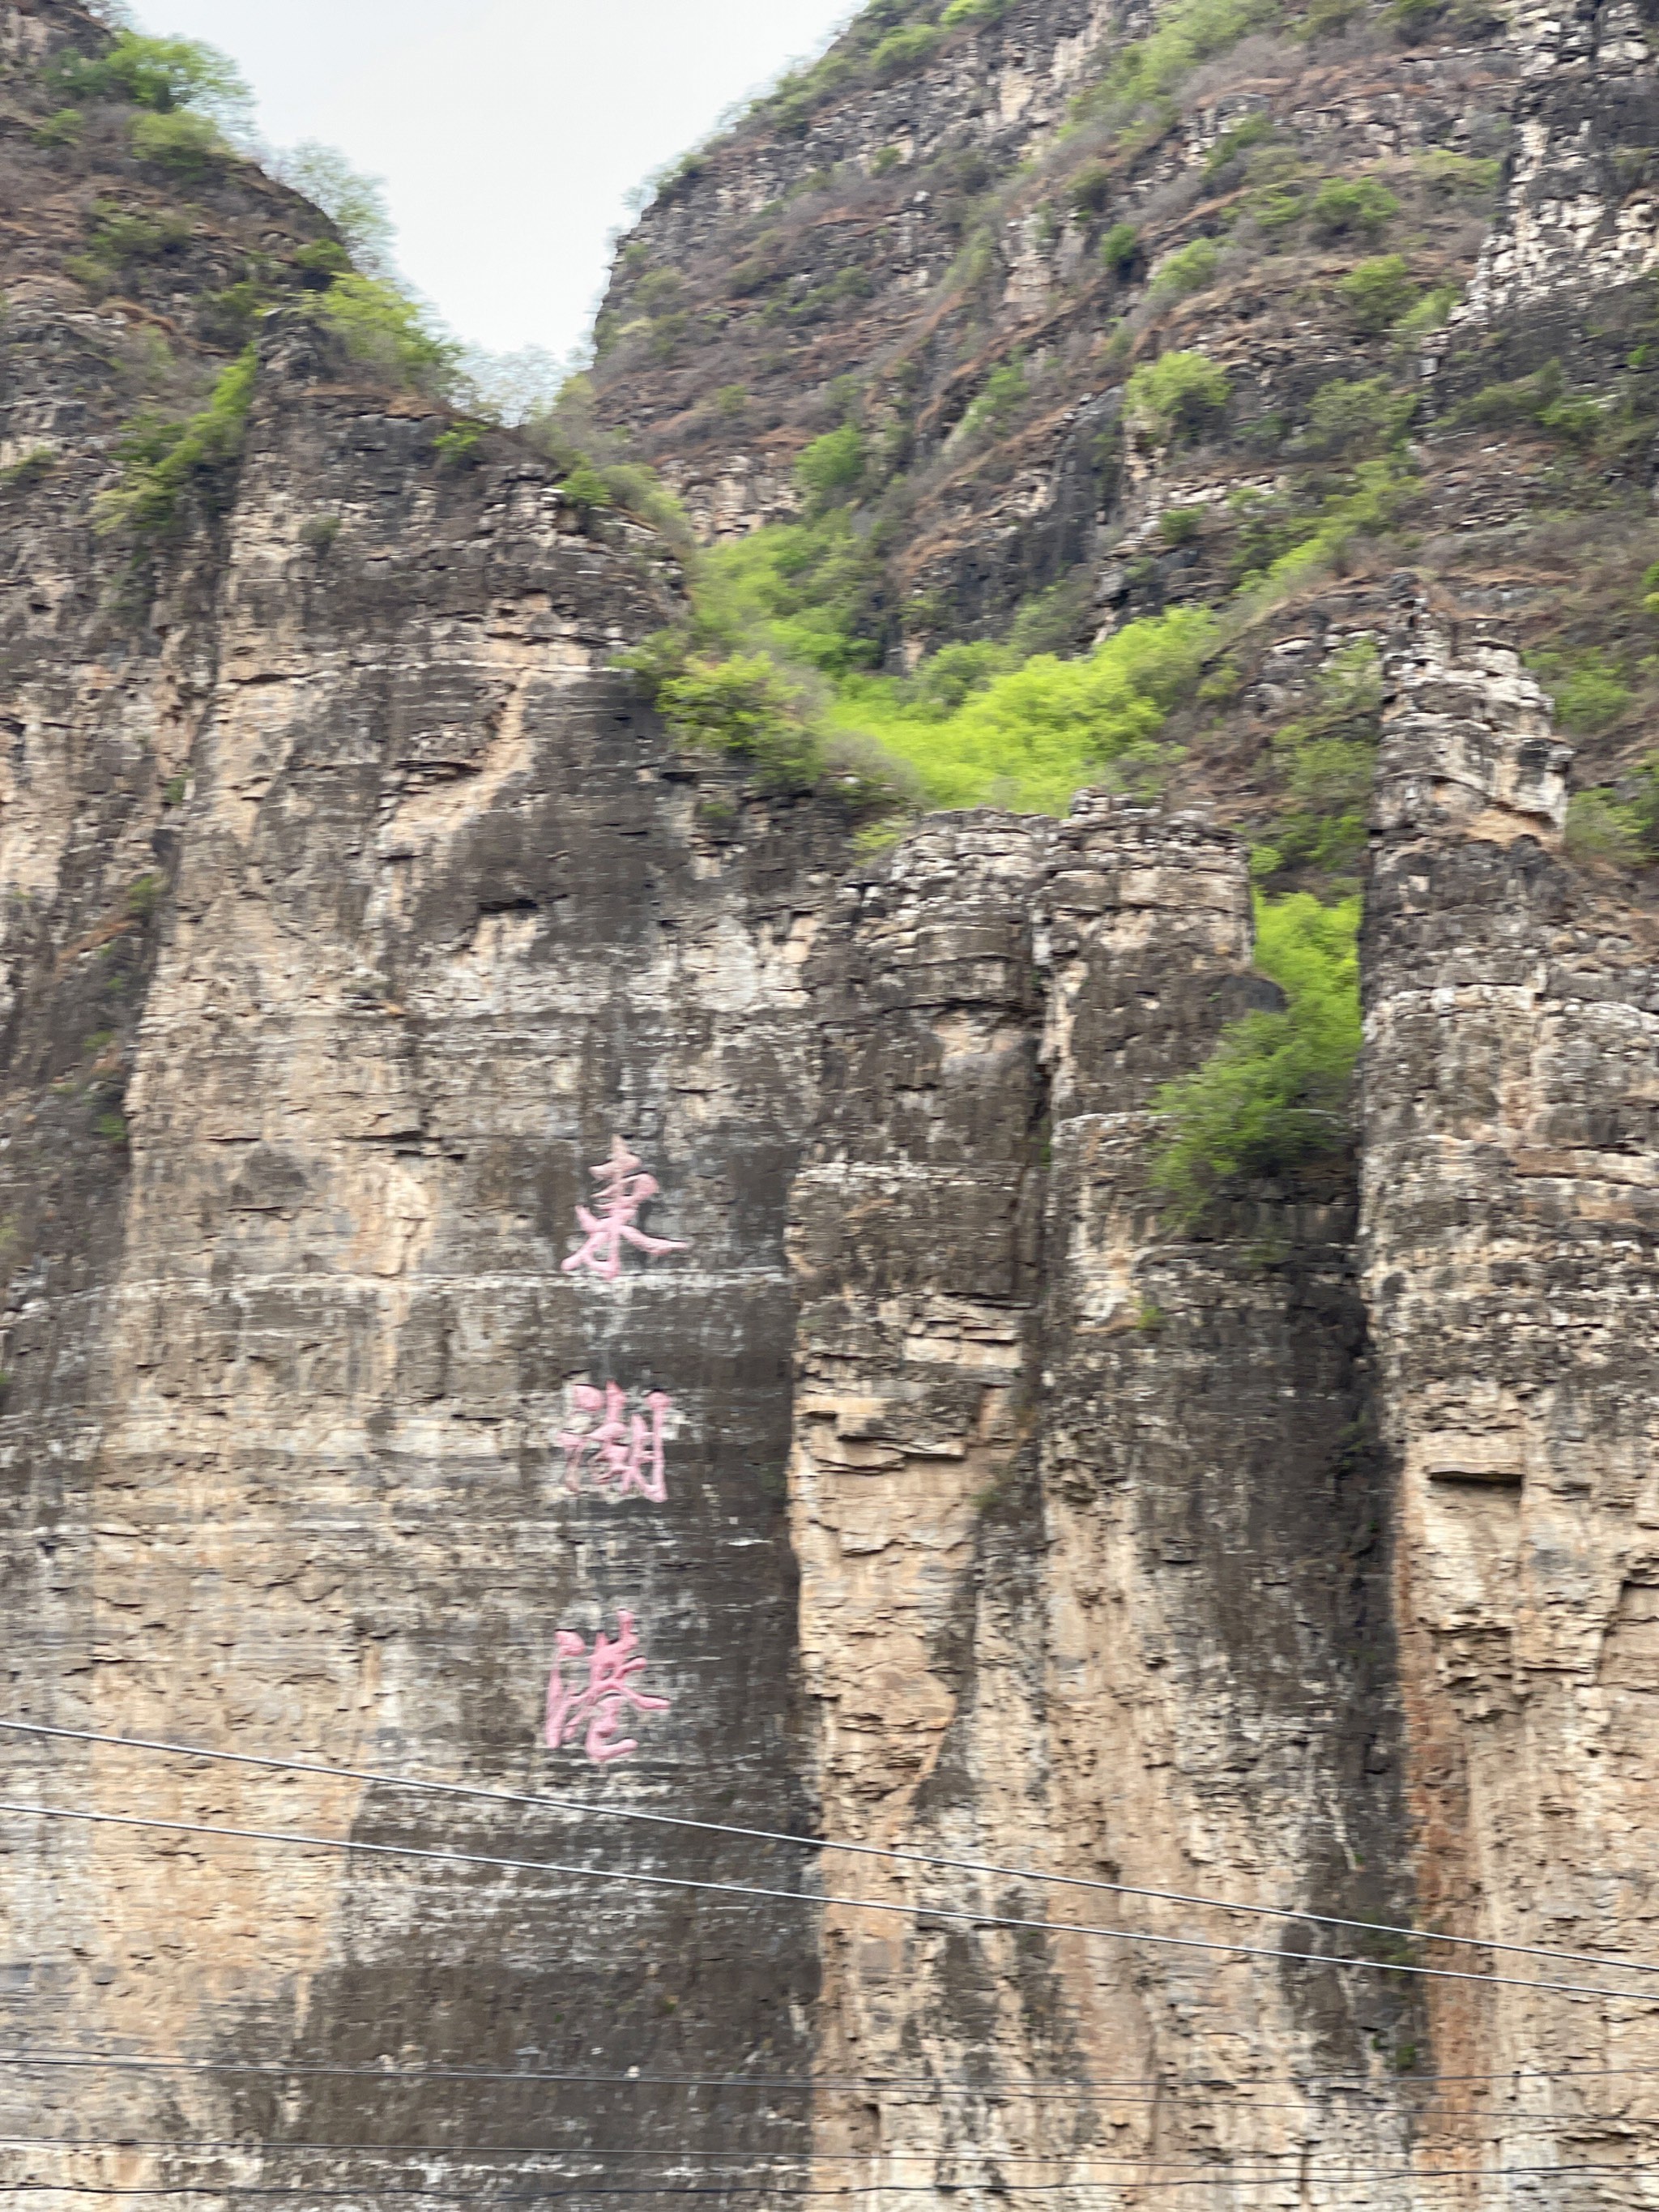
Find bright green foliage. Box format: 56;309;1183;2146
1125;351;1231;442
943;0;1009;22
33;107;84;149
872;23;943;76
1395;284;1459;338
95;346;256;539
658;653;818;782
699;515;883;679
433;421;484;468
830;608;1218;813
796;422;866;507
961;360;1030;438
1414;149;1500;194
1529;647;1632;732
1100;221;1141;275
315;274;459;393
130;109;224;174
1085;0;1275;113
1337;254;1419;333
1201;113;1273;178
1310;177;1400;238
1252;643;1381;888
1150;892;1363;1225
1303;376;1416;457
1232;458;1417;591
1565;789;1645;865
1160;506;1204;545
1149;237;1222;300
1455;361;1605;445
53;32;250;130
560;463;612;513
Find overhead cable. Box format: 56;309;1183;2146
2;1716;1646;1984
0;2125;1639;2166
2;1795;1655;2009
2;2161;1657;2199
8;1783;1658;2023
0;2047;1653;2095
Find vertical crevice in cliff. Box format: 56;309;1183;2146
1363;587;1659;2196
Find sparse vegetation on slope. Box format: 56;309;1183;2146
1151;892;1363;1226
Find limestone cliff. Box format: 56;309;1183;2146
0;0;1655;2208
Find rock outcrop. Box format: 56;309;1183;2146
0;0;1656;2209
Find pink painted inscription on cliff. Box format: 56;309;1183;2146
561;1138;689;1282
546;1610;671;1765
557;1382;674;1502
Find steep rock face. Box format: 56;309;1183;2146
787;801;1422;2206
1363;604;1659;2180
0;2;1657;2211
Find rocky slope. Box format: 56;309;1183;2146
0;0;1654;2209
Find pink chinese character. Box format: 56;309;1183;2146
545;1611;671;1766
561;1138;689;1283
557;1382;674;1502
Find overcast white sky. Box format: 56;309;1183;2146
126;1;855;358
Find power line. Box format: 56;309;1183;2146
0;2127;1639;2167
1;2163;1656;2199
3;1795;1656;2009
3;1717;1647;1988
0;2048;1652;2096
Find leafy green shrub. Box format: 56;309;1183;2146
315;274;459;393
1303;376;1415;457
1160;506;1204;545
1100;221;1141;275
1254;643;1381;887
834;606;1218;813
95;346;256;539
1565;789;1644;865
1150;892;1363;1226
1247;157;1316;233
1455;361;1605;445
1529;647;1631;732
872;23;942;77
1071;162;1115;219
1149;237;1222;300
70;202;191;288
560;463;612;515
1310;177;1400;239
130;109;224;175
53;31;250;129
943;0;1009;22
2;447;60;489
1414;149;1500;195
1231;457;1416;591
276;143;398;277
434;421;484;468
1396;284;1459;338
1337;254;1419;333
294;238;352;288
1202;113;1274;179
715;384;748;419
1125;350;1231;442
657;651;817;781
299;514;340;554
33;107;83;149
1081;0;1276;114
961;359;1030;438
796;422;866;507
